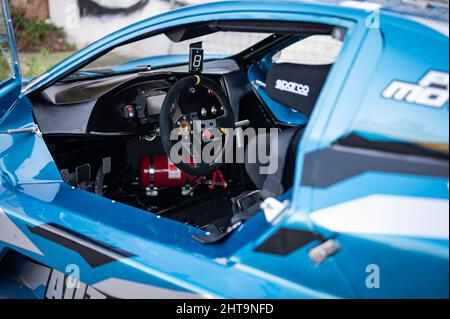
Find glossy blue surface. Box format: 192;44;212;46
0;275;36;299
0;0;448;298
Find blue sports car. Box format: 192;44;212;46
0;0;448;299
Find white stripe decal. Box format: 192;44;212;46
310;195;449;240
0;208;43;255
340;1;382;10
93;278;203;299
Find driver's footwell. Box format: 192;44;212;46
159;187;243;232
107;181;244;232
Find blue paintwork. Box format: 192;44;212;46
0;0;448;298
0;275;36;299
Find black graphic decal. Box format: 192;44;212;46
28;223;136;268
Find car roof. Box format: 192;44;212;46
308;0;449;22
23;0;449;95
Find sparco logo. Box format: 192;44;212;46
382;71;449;108
275;79;310;97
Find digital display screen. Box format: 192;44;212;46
147;93;166;116
189;47;204;73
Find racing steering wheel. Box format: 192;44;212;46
159;75;235;176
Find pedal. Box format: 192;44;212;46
102;157;112;174
76;164;91;189
60;168;76;186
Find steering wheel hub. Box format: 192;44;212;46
179;120;192;136
159;75;235;176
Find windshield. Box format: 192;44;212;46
82;31;271;72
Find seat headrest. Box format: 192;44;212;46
266;63;332;117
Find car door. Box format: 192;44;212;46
0;0;22;258
0;0;22;119
301;15;449;298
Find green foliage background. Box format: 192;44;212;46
0;8;75;80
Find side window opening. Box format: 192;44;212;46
260;35;344;119
84;31;271;71
272;35;343;65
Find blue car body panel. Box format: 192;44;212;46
0;0;448;298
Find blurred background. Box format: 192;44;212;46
8;0;341;77
10;0;205;77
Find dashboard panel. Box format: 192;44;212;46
32;59;248;136
87;72;228;134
